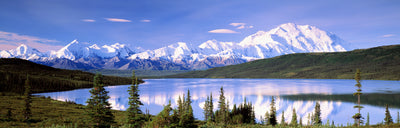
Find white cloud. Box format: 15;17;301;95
141;19;151;22
382;34;395;38
82;19;96;22
237;25;245;29
229;22;253;29
105;18;132;22
0;31;62;52
230;23;246;27
208;29;238;34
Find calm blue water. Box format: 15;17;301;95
35;79;400;125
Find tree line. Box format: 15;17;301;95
10;68;400;127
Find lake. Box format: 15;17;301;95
34;78;400;125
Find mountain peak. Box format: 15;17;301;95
1;23;355;70
277;22;297;29
238;23;350;58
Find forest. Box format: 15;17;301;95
0;58;139;94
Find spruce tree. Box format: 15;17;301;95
217;86;228;124
127;71;144;127
353;69;363;126
290;108;297;126
280;110;286;125
6;107;12;121
86;73;115;128
23;75;32;123
365;113;369;126
203;95;210;121
299;116;303;126
384;104;393;125
179;89;195;127
203;92;214;123
152;100;173;127
264;111;269;125
313;102;322;125
268;96;277;126
209;93;214;122
397;111;399;124
177;95;184;118
326;119;330;126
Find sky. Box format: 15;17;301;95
0;0;399;51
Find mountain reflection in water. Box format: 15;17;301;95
35;79;400;125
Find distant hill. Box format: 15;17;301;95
0;58;134;94
166;45;400;80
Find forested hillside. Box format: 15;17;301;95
166;45;400;80
0;58;135;94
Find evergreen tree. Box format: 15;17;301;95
203;95;210;121
299;117;303;126
326;119;330;126
268;96;277;126
384;104;393;125
216;86;228;124
6;108;12;121
251;106;256;124
209;93;214;122
229;98;256;124
353;69;363;126
171;109;180;127
203;92;214;123
179;89;195;127
290;108;298;126
86;73;115;128
280;110;286;125
366;113;370;126
127;71;144;127
23;75;32;123
313;102;322;125
397;111;399;124
152;100;173;127
177;95;184;117
264;111;269;125
260;116;265;125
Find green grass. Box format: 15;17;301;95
166;45;400;80
0;93;128;127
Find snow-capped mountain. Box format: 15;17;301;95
0;23;353;70
50;40;135;60
0;44;45;60
238;23;349;59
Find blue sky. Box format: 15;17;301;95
0;0;399;51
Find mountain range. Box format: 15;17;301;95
0;23;353;70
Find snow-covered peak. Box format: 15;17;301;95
0;44;44;60
13;44;40;55
100;43;134;58
198;40;239;55
89;44;101;49
53;40;90;60
238;23;350;59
